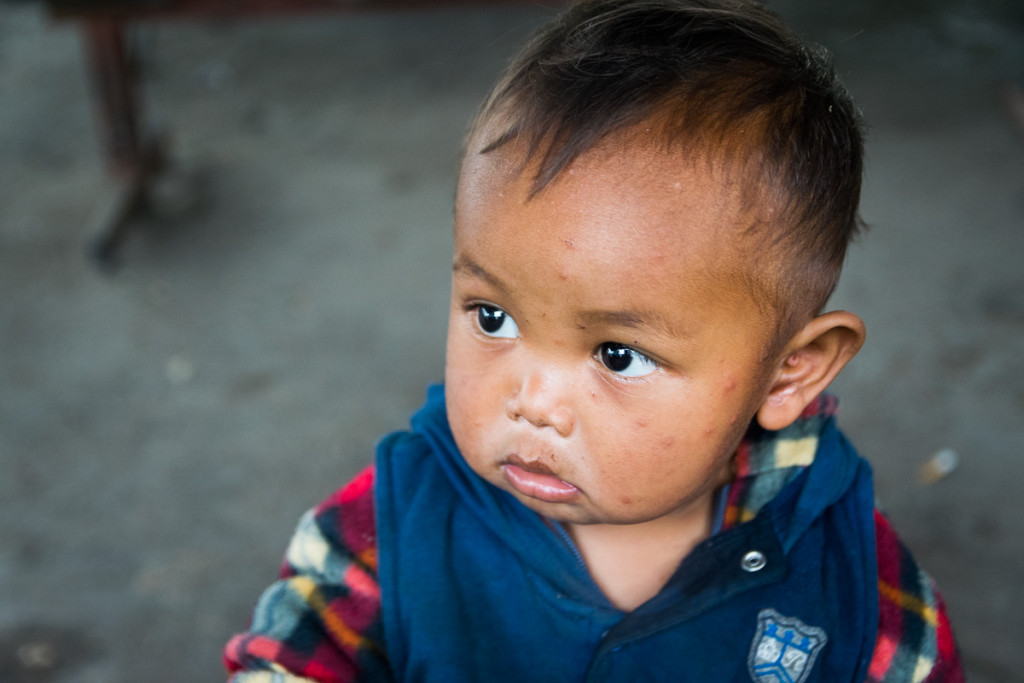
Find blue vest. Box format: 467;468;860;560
375;385;878;682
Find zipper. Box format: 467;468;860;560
547;518;590;572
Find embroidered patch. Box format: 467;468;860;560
747;609;828;683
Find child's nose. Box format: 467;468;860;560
505;366;575;437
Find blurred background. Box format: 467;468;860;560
0;0;1021;680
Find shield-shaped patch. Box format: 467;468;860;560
747;608;828;683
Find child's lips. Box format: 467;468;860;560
501;456;579;504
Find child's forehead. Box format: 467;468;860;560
458;142;777;311
457;131;762;256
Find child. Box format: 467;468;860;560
225;1;962;680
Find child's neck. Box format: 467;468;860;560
566;491;716;612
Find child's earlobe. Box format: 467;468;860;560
756;311;866;431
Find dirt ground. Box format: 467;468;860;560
1;1;1022;680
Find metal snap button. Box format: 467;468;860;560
741;550;767;572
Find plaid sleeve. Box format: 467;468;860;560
866;510;963;683
224;466;391;683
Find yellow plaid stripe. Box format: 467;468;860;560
878;579;938;627
773;437;818;468
291;576;367;651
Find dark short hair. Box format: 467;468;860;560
464;0;865;342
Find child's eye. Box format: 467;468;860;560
475;305;519;339
597;343;659;378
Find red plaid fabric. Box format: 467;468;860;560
866;511;963;682
224;466;390;682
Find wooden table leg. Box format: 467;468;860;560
80;18;163;266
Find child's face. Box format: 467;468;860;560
445;139;779;532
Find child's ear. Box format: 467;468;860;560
756;311;866;431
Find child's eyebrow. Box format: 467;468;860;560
576;310;682;339
451;256;509;293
